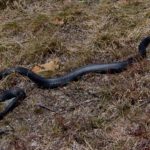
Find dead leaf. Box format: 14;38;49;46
32;58;60;77
51;17;64;25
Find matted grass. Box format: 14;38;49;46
0;0;150;149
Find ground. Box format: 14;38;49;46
0;0;150;149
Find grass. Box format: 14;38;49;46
0;0;150;149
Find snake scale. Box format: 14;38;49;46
0;36;150;120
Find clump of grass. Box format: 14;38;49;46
117;102;131;117
0;0;37;9
56;5;88;24
30;14;56;33
0;44;7;52
79;0;100;5
20;37;67;64
0;0;15;9
2;21;22;35
90;117;106;129
2;21;19;30
51;123;63;137
0;42;22;67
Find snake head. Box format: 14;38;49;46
0;88;26;120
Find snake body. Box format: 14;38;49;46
0;36;150;119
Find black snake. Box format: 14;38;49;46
0;36;150;120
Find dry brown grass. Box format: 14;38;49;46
0;0;150;149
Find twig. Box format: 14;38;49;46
84;139;94;150
36;103;56;112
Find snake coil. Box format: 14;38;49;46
0;36;150;120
